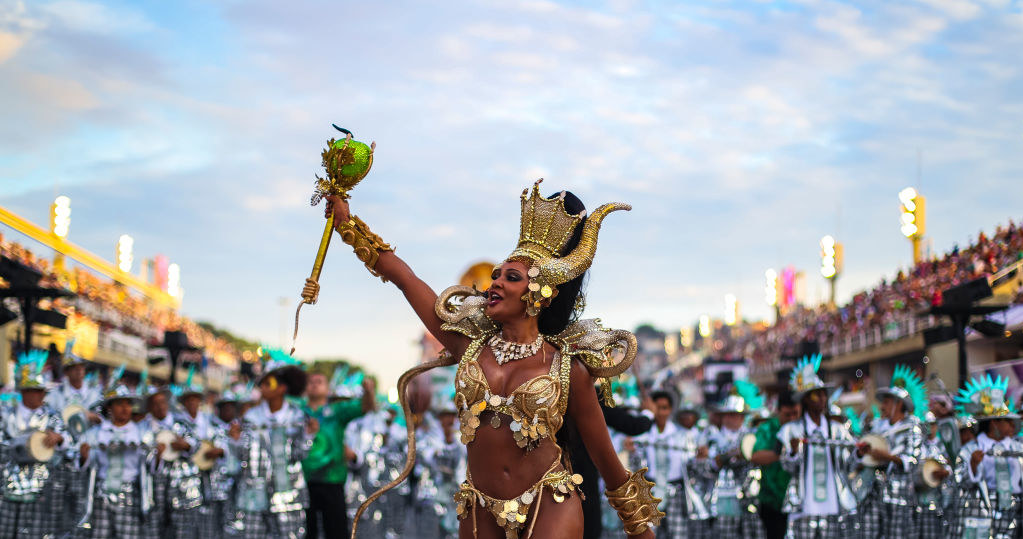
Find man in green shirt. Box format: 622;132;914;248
300;370;376;538
751;390;800;539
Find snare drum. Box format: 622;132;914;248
917;458;944;489
10;431;56;464
62;404;89;439
860;434;890;467
192;440;216;471
155;430;180;461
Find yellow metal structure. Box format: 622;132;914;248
0;203;180;308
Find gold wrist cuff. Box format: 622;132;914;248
605;467;664;536
337;215;394;282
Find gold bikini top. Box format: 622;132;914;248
454;337;572;450
434;285;640;449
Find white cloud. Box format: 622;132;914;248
39;0;153;35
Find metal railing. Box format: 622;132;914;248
821;314;939;357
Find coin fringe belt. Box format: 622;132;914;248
453;450;583;539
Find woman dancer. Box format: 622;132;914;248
307;180;662;538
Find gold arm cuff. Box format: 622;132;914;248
337;215;394;282
605;467;664;536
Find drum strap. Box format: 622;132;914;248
270;425;291;492
803;414;834;505
995;445;1012;509
106;434;125;494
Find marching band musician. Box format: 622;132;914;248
706;381;765;539
209;387;244;537
226;349;317;538
856;364;927;538
46;349;102;427
0;350;68;539
48;348;104;534
344;403;402;537
627;391;711;539
428;401;468;539
177;374;230;538
141;383;198;539
777;354;858;539
299;368;374;539
954;375;1023;539
79;374;159;539
750;391;799;539
917;412;954;538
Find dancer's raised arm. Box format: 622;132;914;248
319;194;469;355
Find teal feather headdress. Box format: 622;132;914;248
175;365;204;398
877;364;927;419
735;380;764;411
956;374;1019;420
261;347;304;374
716;380;762;413
101;363;140;405
15;349;50;390
789;353;832;398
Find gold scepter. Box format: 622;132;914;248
290;125;375;354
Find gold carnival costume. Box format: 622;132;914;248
351;180;663;539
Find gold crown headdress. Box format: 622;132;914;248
507;179;631;316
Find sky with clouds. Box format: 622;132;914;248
1;0;1022;388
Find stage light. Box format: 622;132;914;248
117;235;134;272
51;196;71;238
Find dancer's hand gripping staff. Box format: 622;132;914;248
291;125;379;354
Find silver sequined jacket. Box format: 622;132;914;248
232;401;314;514
777;415;859;515
865;417;924;507
141;412;203;510
0;402;68;502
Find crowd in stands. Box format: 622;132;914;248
0;231;243;362
722;219;1023;364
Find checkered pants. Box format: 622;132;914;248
61;467;90;535
661;484;713;539
853;495;884;539
658;517;712;539
169;508;201;538
197;501;226;539
716;512;767;539
90;495;146;539
952;488;991;539
786;514;844;539
882;504;916;538
916;511;947;538
989;494;1021;539
149;475;169;539
0;495;57;539
227;510;306;539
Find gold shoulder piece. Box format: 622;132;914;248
552;319;637;379
435;285;498;341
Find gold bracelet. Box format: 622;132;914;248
605;467;664;536
336;215;394;282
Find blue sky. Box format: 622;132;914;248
2;0;1022;388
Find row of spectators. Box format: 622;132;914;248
722;219;1023;364
0;231;243;362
